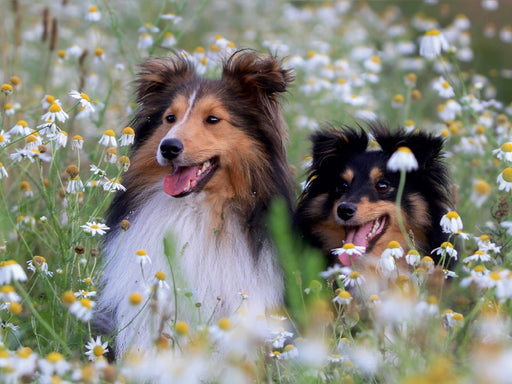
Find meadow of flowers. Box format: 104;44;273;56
1;0;512;382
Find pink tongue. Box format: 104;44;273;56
337;221;374;266
163;165;201;196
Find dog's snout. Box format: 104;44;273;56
160;138;184;160
337;203;357;221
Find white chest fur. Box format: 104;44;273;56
98;190;283;357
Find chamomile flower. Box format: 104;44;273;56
333;289;352;305
69;90;95;114
102;178;126;192
432;241;458;260
71;135;84;150
26;256;53;276
332;243;366;266
74;290;97;299
67;176;85;194
477;235;501;253
419;29;449;59
137;33;153;50
49;130;68;149
432;77;455;98
24;134;41;150
0;285;20;302
493;142;512;162
440;211;463;234
0;130;11;147
464;250;492;263
37;120;60;136
153;271;170;290
160;12;182;24
387;146;419;172
41;103;69;123
120;126;135;146
9;120;31;136
117;156;130;171
135;249;151;265
0;163;8;179
161;32;177;48
85;5;101;22
69;298;95;321
85;336;109;361
104;147;117;163
1;83;13;95
377;253;396;276
39;352;71;376
81;221;110;236
0;260;27;285
99;129;117;147
471;178;491;207
381;241;404;259
405;249;421;266
343;270;365;289
497;168;512;192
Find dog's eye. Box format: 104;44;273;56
375;181;389;192
336;181;350;194
205;115;221;125
165;114;176;124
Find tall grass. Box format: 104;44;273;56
1;0;512;383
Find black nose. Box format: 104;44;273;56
337;203;357;221
160;138;183;160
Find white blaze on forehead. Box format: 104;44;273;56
157;89;198;166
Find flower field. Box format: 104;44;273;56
1;0;512;382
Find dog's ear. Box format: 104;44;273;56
135;55;196;103
222;50;293;99
310;125;368;171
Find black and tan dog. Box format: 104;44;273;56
295;123;453;273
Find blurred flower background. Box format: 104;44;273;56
1;0;512;382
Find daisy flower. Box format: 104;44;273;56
69;298;95;321
419;29;449;59
38;352;71;377
69;90;95;114
49;130;68;149
332;243;366;266
71;135;84;150
431;241;458;260
9;120;31;136
85;336;109;361
405;249;421;266
464;250;492;264
85;5;101;22
99;129;117;147
26;256;53;277
120;126;135;146
377;253;396;276
0;260;28;285
67;176;85;194
497;168;512;192
162;32;177;48
440;210;463;234
37;120;60;136
1;83;13;94
102;178;126;192
493;142;512;162
332;289;352;305
74;290;97;299
0;285;20;302
153;271;170;290
0;162;8;179
24;134;41;150
137;33;153;50
471;178;491;207
380;241;404;259
343;270;365;289
135;249;151;265
387;146;419;172
104;147;117;163
81;221;110;236
432;77;455;98
41;103;69;123
0;130;11;147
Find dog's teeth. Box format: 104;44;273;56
202;161;210;172
184;180;191;191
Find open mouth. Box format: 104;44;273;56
335;215;388;266
162;157;218;197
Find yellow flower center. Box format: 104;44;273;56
17;120;27;127
49;103;62;113
480;235;490;242
155;271;166;281
58;49;66;58
89;6;98;12
441;241;454;249
1;84;13;93
122;126;134;135
136;249;147;256
343;243;355;249
426;295;438;305
104;129;115;137
0;285;14;293
349;271;360;279
426;29;441;36
393;94;404;103
445;211;459;219
90;224;99;230
442;81;451;89
46;352;64;364
73;135;83;141
175;321;189;336
80;93;90;102
337;290;351;300
452;313;464;321
93;345;104;356
80;298;92;309
421;256;434;264
218;318;232;331
371;56;380;63
95;48;104;56
489;271;501;281
10;76;20;85
474;265;485;273
473;179;490;195
387;240;401;249
129;292;143;305
407;249;420;255
396;146;412;154
502;168;512;182
501;142;512;152
17;347;33;358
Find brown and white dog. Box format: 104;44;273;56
96;50;294;358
